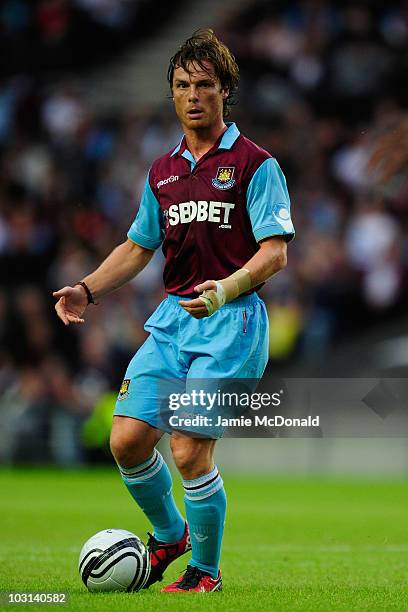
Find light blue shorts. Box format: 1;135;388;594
114;293;269;437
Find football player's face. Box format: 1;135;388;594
172;61;228;130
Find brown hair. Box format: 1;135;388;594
167;29;239;117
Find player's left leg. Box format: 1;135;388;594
161;434;224;592
160;292;269;593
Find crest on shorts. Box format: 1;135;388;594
118;378;131;400
212;166;236;190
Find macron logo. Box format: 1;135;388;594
194;533;208;542
157;175;179;189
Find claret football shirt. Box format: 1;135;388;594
128;122;295;297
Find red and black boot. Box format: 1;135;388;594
161;565;222;593
143;522;191;588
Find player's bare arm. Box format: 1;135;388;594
53;239;153;326
179;237;287;319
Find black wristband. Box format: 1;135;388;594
76;281;95;305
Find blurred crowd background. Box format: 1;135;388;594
1;0;407;465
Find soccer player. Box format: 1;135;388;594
53;29;294;593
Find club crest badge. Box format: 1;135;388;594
212;167;236;190
118;378;131;400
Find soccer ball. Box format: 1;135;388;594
78;529;150;592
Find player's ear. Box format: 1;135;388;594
221;87;229;100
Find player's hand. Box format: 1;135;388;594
179;280;217;319
53;285;87;326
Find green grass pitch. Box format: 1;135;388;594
0;468;407;611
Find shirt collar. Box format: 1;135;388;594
219;122;240;149
170;122;240;157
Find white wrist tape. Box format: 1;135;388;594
199;269;251;316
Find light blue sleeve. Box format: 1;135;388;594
127;174;164;250
246;158;295;243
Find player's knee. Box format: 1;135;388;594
110;431;151;468
171;446;199;475
170;437;212;478
110;417;162;467
109;433;133;466
278;249;287;270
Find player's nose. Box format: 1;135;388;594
188;86;199;101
